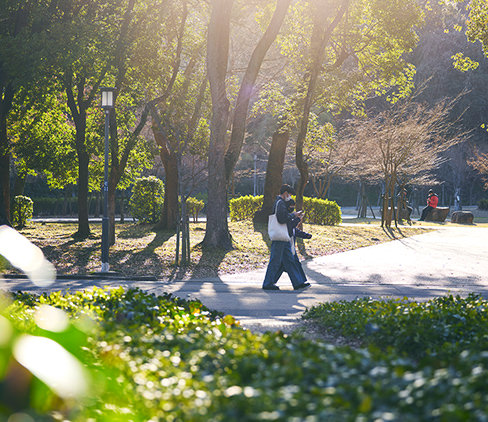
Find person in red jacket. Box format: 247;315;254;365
419;189;439;221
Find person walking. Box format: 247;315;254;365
262;184;311;291
270;198;311;287
419;189;438;221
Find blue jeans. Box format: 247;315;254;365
263;241;305;289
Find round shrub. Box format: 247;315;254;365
129;176;164;223
11;195;34;229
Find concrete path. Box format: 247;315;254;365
2;226;487;332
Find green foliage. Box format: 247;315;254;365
229;195;263;221
304;294;488;362
229;195;341;226
11;195;33;229
186;197;205;222
4;288;488;420
478;198;488;210
302;197;342;226
129;176;164;224
0;255;7;272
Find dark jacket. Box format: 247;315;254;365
274;196;299;236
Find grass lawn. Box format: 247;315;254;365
11;220;430;279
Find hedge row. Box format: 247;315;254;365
229;195;263;221
479;198;488;210
229;195;341;225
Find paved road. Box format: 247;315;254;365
2;226;487;332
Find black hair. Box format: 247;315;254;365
280;184;295;195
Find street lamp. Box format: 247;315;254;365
100;87;115;272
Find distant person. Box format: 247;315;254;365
398;188;413;221
262;184;311;291
419;189;438;221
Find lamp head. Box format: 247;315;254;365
100;87;116;109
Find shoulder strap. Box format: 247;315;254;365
274;198;282;214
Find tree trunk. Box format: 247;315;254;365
13;173;26;197
0;84;14;223
224;0;291;183
295;1;349;210
76;145;90;238
119;191;125;223
72;111;90;238
254;128;289;223
358;181;367;218
153;126;179;230
203;0;233;250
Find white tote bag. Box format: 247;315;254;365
268;200;291;242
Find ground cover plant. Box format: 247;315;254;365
9;222;427;279
2;288;488;421
304;294;488;365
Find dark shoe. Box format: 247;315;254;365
294;282;311;291
263;285;280;291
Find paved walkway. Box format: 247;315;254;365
2;226;487;332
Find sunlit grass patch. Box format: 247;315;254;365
8;221;429;279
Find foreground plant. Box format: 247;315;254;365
2;288;488;421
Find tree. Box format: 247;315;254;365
250;0;423;221
469;149;488;189
450;0;488;68
0;1;62;222
340;98;467;227
204;0;291;249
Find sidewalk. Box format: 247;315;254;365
2;226;487;332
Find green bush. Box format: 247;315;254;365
186;197;205;222
304;294;488;363
302;197;341;225
129;176;164;223
478;198;488;210
11;195;33;228
229;195;263;221
229;195;341;225
4;288;488;420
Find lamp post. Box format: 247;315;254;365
100;87;115;272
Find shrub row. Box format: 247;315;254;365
229;195;263;221
229;195;342;225
479;198;488;210
3;288;488;420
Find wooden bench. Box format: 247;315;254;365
425;207;449;222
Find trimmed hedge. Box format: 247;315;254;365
129;176;164;223
229;195;263;221
229;195;341;225
479;198;488;210
11;195;33;229
302;197;342;226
